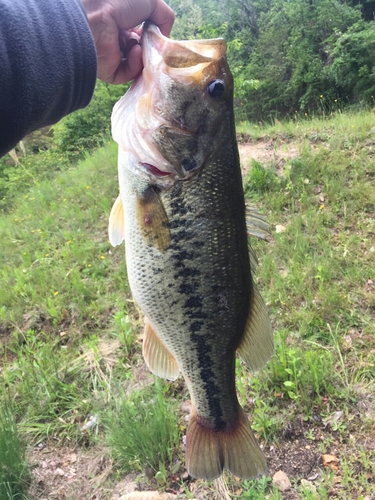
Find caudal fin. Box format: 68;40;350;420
186;407;266;480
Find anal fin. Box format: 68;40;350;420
142;319;179;381
186;406;266;480
237;285;273;371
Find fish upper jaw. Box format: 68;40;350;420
111;23;233;186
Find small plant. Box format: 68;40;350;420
0;404;29;499
105;379;181;475
112;311;136;356
246;159;276;193
236;476;282;499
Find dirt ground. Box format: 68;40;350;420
238;138;300;176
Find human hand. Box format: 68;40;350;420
82;0;174;84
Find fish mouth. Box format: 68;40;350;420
141;22;227;78
112;24;231;183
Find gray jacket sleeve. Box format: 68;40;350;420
0;0;97;156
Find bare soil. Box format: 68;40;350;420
238;138;300;176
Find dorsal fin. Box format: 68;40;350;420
246;205;270;240
237;285;273;371
108;195;125;247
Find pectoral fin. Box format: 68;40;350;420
136;187;171;252
142;319;179;380
108;195;125;247
237;286;273;371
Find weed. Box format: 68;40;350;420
234;476;282;499
0;404;29;499
246;159;277;193
105;379;181;475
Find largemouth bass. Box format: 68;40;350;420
109;23;273;480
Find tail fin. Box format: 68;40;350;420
186;407;266;480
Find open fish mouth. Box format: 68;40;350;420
141;22;227;82
111;23;233;184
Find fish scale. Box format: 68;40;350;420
109;22;273;480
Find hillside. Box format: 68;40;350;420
0;110;374;499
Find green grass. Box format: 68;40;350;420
0;404;29;499
0;110;374;498
105;379;181;475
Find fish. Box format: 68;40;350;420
109;22;273;481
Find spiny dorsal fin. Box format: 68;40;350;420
237;285;273;371
108;195;125;247
246;205;270;240
136;187;171;252
142;319;179;381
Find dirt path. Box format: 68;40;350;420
238;138;300;175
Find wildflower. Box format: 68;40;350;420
37;228;41;232
88;264;92;267
320;95;323;98
45;253;49;257
67;240;71;244
334;99;337;102
304;112;308;116
24;195;28;198
31;230;35;233
86;186;90;189
54;291;59;296
319;204;324;210
100;255;105;259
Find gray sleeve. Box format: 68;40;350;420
0;0;97;156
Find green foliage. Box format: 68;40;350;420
246;159;277;193
269;331;336;403
53;80;128;157
324;20;375;101
105;379;181;474
170;0;375;121
0;404;29;499
0;143;127;332
3;330;92;441
236;476;282;499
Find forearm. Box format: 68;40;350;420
0;0;97;156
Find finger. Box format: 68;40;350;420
111;43;143;84
115;0;174;36
119;30;141;57
148;0;174;36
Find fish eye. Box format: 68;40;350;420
207;79;225;98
